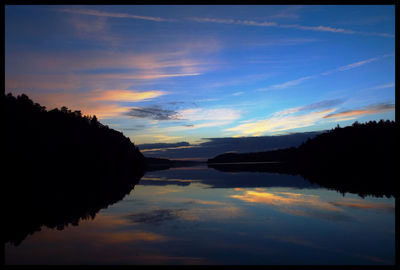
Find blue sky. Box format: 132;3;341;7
5;5;395;147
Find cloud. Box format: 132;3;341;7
188;17;393;38
225;99;394;137
247;38;320;47
269;75;316;89
25;89;167;119
280;23;356;34
126;105;182;120
336;57;378;71
224;98;347;137
226;108;336;137
292;98;345;113
261;55;387;91
368;82;395;90
146;107;243;134
323;103;395;119
5;49;207;94
90;89;167;102
59;8;394;38
58;8;170;22
134;107;243;136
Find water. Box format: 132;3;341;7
5;165;395;265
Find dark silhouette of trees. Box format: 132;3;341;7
3;93;146;246
208;120;397;197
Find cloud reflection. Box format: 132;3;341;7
229;189;359;222
231;190;341;212
329;198;394;213
230;189;394;222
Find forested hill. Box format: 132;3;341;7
208;120;396;166
4;92;146;178
3;92;146;245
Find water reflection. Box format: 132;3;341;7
208;162;396;198
144;164;320;189
4;168;144;247
5;165;395;265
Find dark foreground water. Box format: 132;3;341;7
5;165;395;265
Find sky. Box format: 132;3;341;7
5;5;395;152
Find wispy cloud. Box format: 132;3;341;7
59;8;170;22
225;99;344;136
368;82;395;90
59;8;394;37
189;17;276;27
188;17;394;38
126;105;182;120
226;108;336;136
276;98;345;116
323;103;395;119
262;55;387;91
336;57;378;71
90;89;167;102
7;50;205;74
247;38;320;47
269;75;316;89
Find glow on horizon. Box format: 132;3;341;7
5;5;395;145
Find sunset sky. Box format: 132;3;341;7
5;5;395;146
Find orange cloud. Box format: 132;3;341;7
26;89;167;119
89;89;167;102
323;103;394;119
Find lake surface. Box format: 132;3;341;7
5;164;395;265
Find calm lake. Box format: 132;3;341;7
5;164;395;265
